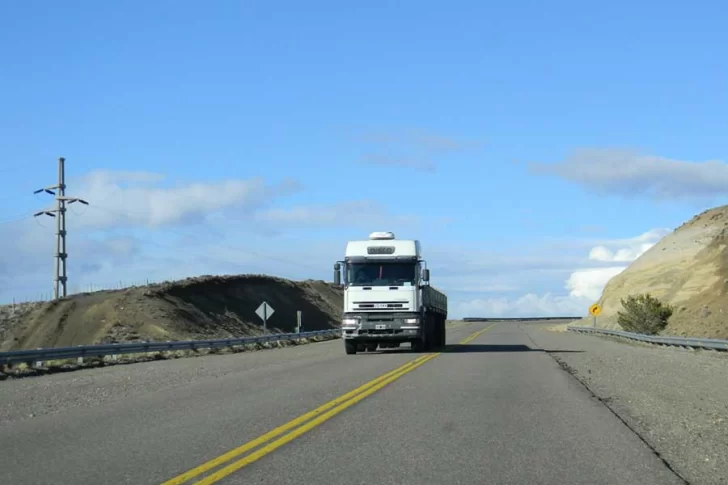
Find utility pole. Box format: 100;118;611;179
33;157;89;300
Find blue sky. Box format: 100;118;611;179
1;0;727;317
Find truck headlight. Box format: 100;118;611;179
342;318;359;325
404;318;419;324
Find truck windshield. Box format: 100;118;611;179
346;262;417;287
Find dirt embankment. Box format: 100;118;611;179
0;275;343;351
572;205;728;339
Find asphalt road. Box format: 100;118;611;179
0;321;685;485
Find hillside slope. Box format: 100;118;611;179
0;275;343;351
575;205;728;339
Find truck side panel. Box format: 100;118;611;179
422;285;447;316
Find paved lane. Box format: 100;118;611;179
0;322;477;484
0;322;685;484
181;323;684;485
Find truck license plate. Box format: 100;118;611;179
375;324;386;330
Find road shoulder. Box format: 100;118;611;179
524;323;728;485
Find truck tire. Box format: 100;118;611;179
431;316;442;350
440;317;447;348
421;317;431;351
428;318;436;351
427;314;439;351
411;337;425;352
345;340;357;355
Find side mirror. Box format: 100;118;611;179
334;263;341;285
422;269;430;282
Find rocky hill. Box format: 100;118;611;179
0;275;343;351
575;205;728;339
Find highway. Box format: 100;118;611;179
0;321;686;485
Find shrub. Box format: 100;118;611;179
617;293;673;335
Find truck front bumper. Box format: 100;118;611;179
341;313;421;341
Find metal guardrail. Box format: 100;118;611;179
0;329;341;366
463;317;581;322
568;326;728;351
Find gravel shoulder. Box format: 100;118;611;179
0;321;471;426
525;323;728;485
0;336;342;426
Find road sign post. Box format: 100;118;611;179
296;311;302;333
589;303;601;327
255;301;275;332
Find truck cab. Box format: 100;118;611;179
334;231;447;354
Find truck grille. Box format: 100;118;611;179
355;301;409;310
358;329;404;335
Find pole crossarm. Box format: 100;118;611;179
31;157;90;299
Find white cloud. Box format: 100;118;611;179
254;200;419;229
64;171;302;229
0;217;330;302
0;216;144;300
447;282;521;293
589;244;650;262
444;227;670;318
564;228;669;301
528;148;728;199
587;229;671;263
565;267;625;300
0;169;429;303
451;293;591;318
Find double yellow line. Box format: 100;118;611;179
460;326;490;344
162;324;493;485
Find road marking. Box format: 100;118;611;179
458;326;491;345
160;354;432;485
193;352;441;484
161;324;494;485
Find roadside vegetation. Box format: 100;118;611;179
617;293;673;335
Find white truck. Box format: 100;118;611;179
333;231;448;355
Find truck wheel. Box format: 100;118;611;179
432;317;440;349
345;340;357;355
424;315;435;351
411;338;424;352
440;318;447;348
